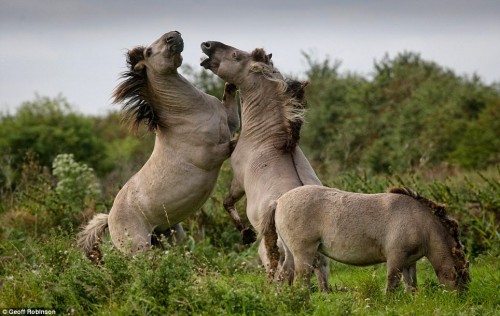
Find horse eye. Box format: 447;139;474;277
146;48;152;57
232;52;238;59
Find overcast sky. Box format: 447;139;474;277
1;0;499;115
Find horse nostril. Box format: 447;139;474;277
166;36;174;43
202;42;211;49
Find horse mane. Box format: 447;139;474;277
112;46;159;132
388;187;460;240
388;186;469;265
249;48;307;152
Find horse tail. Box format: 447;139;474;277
387;187;459;240
77;213;109;264
258;201;280;279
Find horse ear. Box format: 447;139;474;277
127;46;146;73
251;48;268;62
133;60;146;73
266;53;273;63
300;81;309;89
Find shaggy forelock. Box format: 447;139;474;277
251;48;271;63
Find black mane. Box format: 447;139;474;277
112;46;159;131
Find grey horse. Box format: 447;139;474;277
201;41;330;291
262;185;470;293
78;31;239;259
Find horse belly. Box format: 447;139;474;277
140;169;219;227
320;235;386;266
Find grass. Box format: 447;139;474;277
0;162;498;315
0;231;499;315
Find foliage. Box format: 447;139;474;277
0;96;107;185
0;229;498;314
181;64;225;99
52;153;101;205
0;154;103;243
300;51;500;175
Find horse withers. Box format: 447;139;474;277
262;185;470;293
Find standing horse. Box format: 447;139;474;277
263;185;470;292
78;31;239;259
200;41;330;291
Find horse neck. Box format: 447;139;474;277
426;227;456;274
148;72;208;124
239;81;288;144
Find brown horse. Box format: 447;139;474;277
200;41;330;291
77;32;239;259
262;185;470;292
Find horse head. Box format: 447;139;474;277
113;31;184;131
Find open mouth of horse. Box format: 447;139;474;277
171;40;184;54
200;42;218;70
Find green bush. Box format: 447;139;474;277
301;52;500;175
0;96;107;189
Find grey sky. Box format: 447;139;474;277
1;0;499;115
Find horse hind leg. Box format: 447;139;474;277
152;223;185;248
108;215;154;255
293;251;316;290
278;242;295;285
288;239;318;289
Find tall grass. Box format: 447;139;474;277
1;231;498;315
0;157;498;314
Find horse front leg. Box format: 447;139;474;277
313;254;331;292
221;83;240;135
402;263;417;292
223;178;256;244
385;254;405;293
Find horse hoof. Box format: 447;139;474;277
241;228;257;244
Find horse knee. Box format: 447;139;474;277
402;264;417;292
385;267;403;293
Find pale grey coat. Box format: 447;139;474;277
200;41;330;291
270;185;470;292
78;31;239;257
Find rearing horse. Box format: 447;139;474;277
201;41;330;291
78;31;239;259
